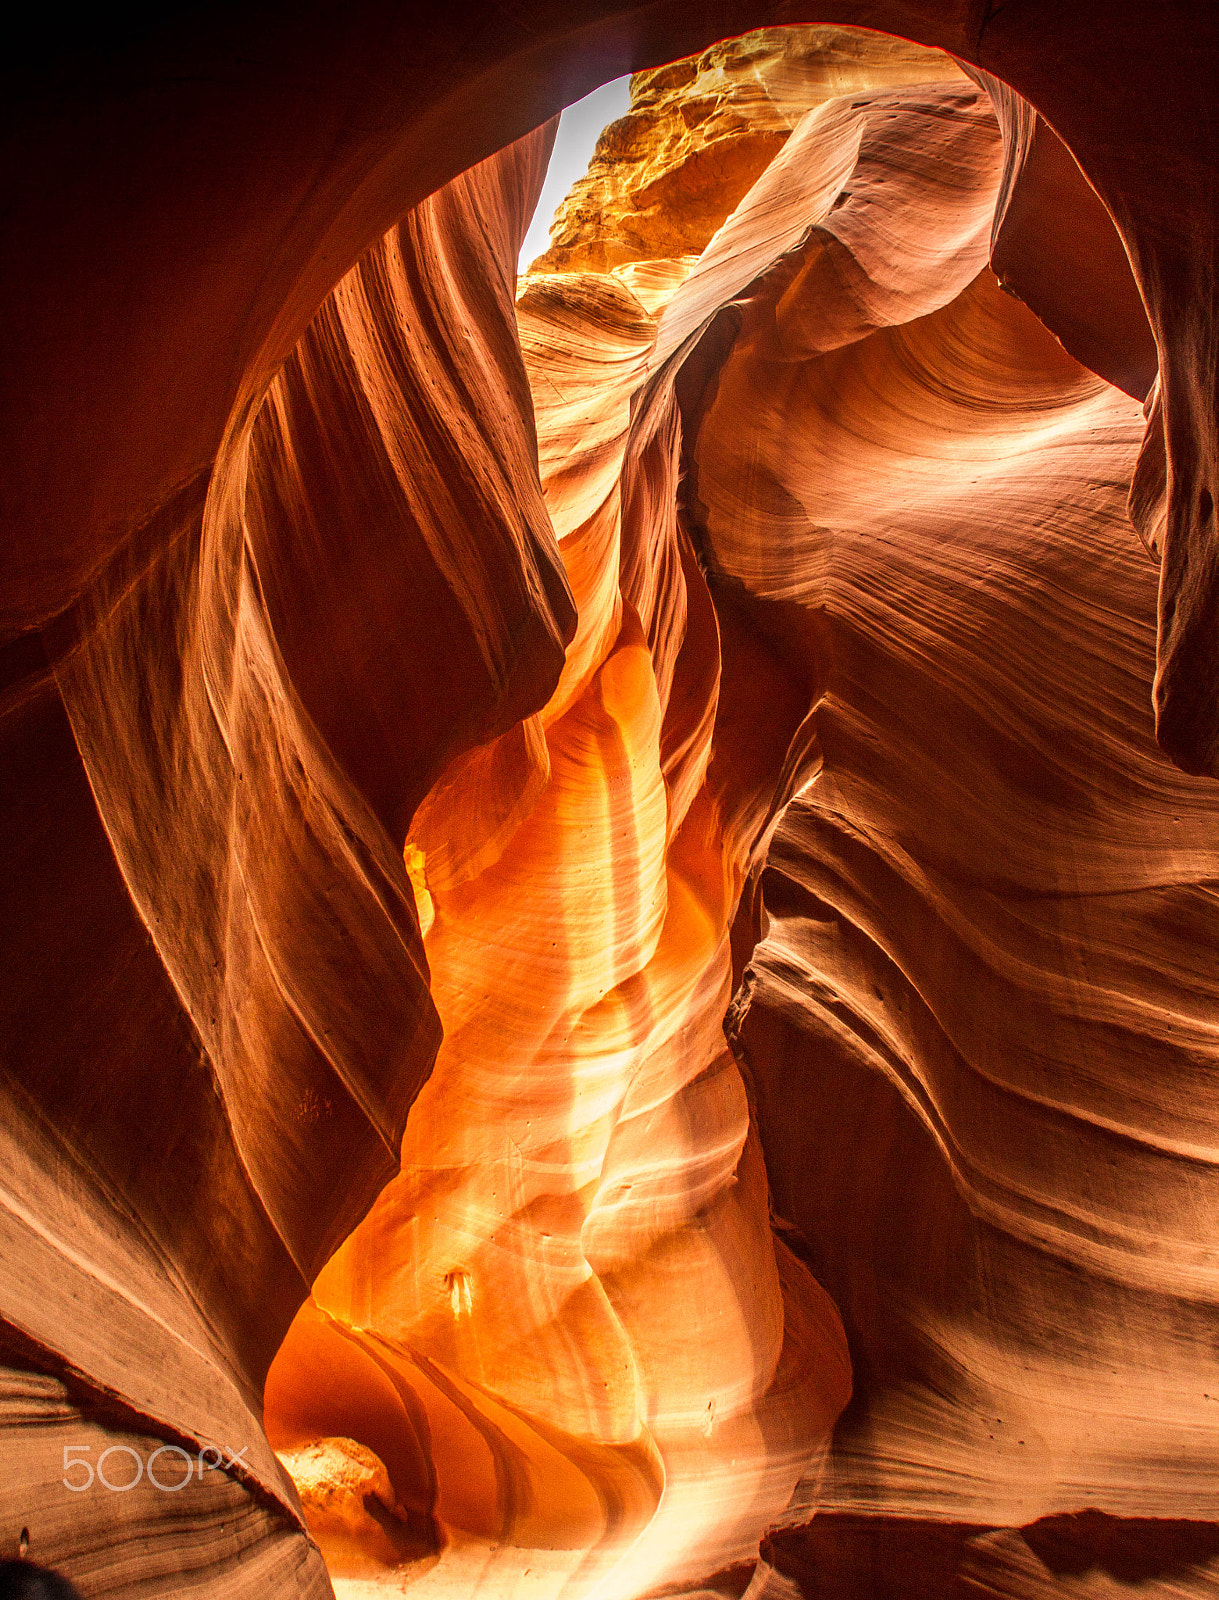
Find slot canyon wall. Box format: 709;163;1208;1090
2;5;1218;1600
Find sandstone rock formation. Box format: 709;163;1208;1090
3;6;1219;1600
527;27;961;275
0;108;567;1600
270;32;1219;1600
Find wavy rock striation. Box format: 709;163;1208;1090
694;113;1219;1577
0;116;568;1600
268;26;1219;1600
3;9;1219;1600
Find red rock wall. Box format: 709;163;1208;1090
0;118;569;1598
697;80;1219;1580
2;5;1219;1598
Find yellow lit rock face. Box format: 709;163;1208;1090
527;27;965;277
266;34;994;1591
268;149;854;1598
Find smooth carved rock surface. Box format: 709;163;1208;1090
266;34;1218;1600
696;149;1219;1526
0;115;567;1600
3;7;1219;1600
267;71;863;1591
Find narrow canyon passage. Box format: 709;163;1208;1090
3;12;1219;1600
254;28;1219;1600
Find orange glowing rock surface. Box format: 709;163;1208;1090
265;35;1219;1600
4;7;1219;1600
266;50;886;1590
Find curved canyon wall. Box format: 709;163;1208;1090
2;7;1219;1600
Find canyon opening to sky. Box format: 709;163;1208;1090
2;7;1218;1600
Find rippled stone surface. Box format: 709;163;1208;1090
3;6;1219;1598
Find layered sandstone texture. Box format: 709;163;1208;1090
3;5;1219;1600
266;26;1219;1600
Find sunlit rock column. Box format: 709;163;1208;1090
267;227;850;1600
